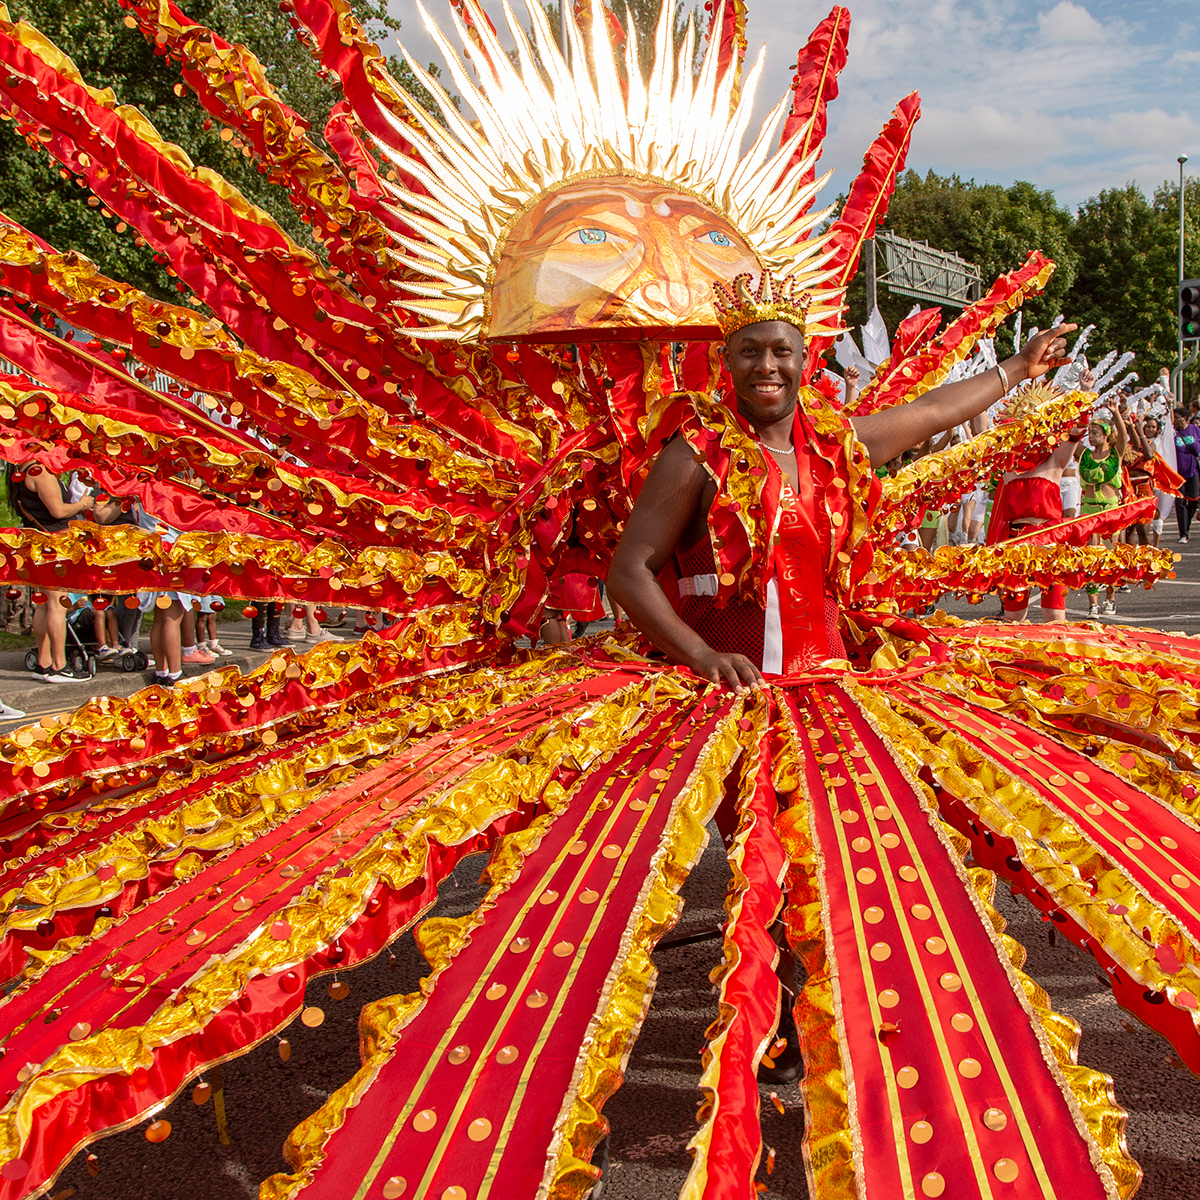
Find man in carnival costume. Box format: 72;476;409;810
608;272;1074;684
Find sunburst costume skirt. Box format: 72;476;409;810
0;0;1194;1198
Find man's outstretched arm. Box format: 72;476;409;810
851;324;1077;466
607;438;764;692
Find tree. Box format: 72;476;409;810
842;170;1078;358
0;0;439;300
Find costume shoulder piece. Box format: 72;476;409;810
675;386;883;610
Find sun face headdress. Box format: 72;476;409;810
371;0;848;341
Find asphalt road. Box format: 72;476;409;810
13;541;1200;1199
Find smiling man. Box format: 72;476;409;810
607;270;1074;690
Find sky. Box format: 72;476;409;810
384;0;1200;213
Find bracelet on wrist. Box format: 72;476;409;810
994;363;1009;394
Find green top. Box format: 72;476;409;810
1079;447;1120;488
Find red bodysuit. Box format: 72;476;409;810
669;393;870;674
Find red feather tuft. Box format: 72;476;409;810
825;92;921;291
802;92;920;382
780;7;850;190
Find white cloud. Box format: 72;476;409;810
1037;1;1108;45
915;105;1066;170
1080;108;1200;154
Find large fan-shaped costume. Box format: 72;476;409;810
0;2;1194;1199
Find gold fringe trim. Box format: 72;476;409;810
775;697;860;1200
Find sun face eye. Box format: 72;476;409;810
700;229;732;247
568;228;609;245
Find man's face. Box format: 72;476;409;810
723;321;805;425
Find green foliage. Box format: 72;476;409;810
1069;178;1200;398
843;170;1078;357
0;0;439;299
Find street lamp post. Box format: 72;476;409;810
1171;157;1190;403
1180;155;1189;399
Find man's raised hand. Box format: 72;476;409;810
1018;323;1077;380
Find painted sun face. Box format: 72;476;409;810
488;179;759;339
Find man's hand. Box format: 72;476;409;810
1079;367;1096;390
1017;323;1077;381
689;648;764;693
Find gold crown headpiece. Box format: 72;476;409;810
712;271;819;340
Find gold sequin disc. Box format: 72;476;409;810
878;989;900;1008
869;942;891;961
951;1012;974;1033
939;973;962;993
553;941;574;956
856;868;877;885
863;906;885;924
485;982;507;1000
496;1045;519;1064
580;889;600;904
925;937;947;955
382;1179;406;1199
957;1058;982;1079
921;1172;946;1197
982;1108;1008;1131
993;1159;1020;1183
896;1066;919;1089
301;1006;325;1027
898;866;919;882
911;904;932;920
910;1121;933;1144
526;990;548;1008
509;937;531;953
448;1045;470;1065
467;1118;492;1142
540;890;559;905
411;1109;437;1132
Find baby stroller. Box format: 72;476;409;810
22;596;148;677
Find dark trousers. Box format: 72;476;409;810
1177;474;1200;539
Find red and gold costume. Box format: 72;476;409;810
0;4;1194;1200
668;389;878;671
986;474;1068;611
